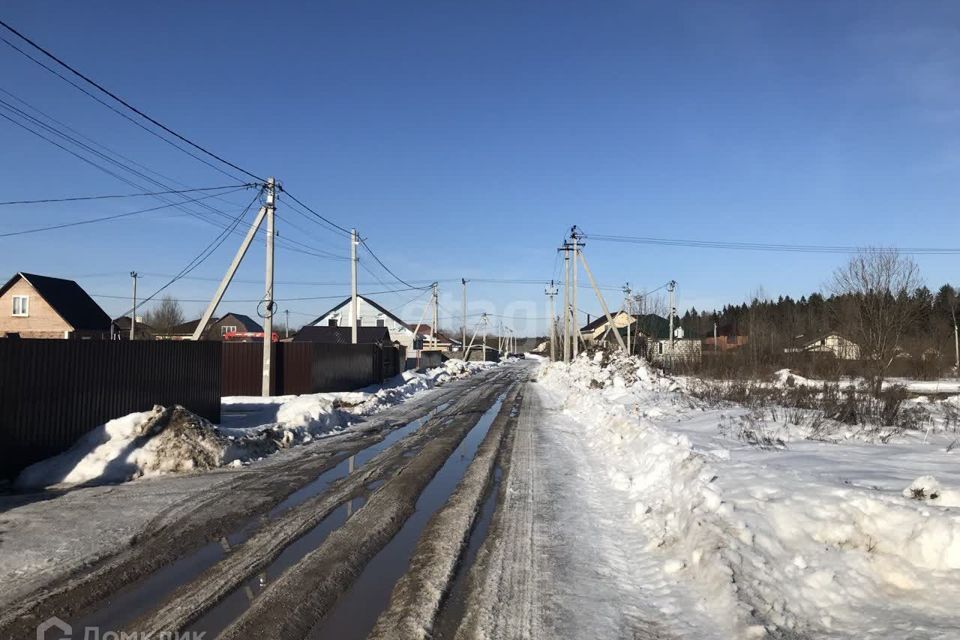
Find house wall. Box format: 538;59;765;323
583;311;634;342
0;278;72;339
312;298;418;350
650;338;702;364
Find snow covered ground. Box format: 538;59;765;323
535;353;960;639
17;359;493;489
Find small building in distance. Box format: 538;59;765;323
0;272;112;339
786;332;861;360
159;312;264;341
112;316;155;340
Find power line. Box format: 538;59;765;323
102;286;431;305
277;189;352;237
359;239;417;289
0;184;251;206
587;233;960;255
0;187;250;238
116;189;263;317
0;19;264;182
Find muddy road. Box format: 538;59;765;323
3;361;537;640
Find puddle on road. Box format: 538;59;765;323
306;393;507;640
188;494;369;637
71;405;447;634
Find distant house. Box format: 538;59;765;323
308;295;457;354
786;332;861;360
703;325;748;352
159;312;264;341
294;325;393;345
581;312;671;346
0;272;112;339
405;323;459;352
112;316;155;340
650;338;703;365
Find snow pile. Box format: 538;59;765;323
538;353;960;638
18;358;493;489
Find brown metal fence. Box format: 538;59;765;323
221;343;407;397
0;340;221;480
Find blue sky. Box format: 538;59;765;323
2;1;959;334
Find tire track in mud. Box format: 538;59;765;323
364;384;524;640
0;371;495;640
130;374;512;636
216;370;521;640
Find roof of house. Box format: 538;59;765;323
0;272;111;331
793;331;857;348
112;316;155;334
308;295;407;328
166;312;263;336
293;325;392;344
581;312;671;340
219;312;263;332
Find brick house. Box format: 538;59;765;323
0;272;112;339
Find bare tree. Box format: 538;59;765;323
144;295;185;334
830;248;921;394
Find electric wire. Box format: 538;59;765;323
0;20;263;182
0;187;249;238
0;184;251;206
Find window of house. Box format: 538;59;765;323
221;325;237;335
377;315;385;328
328;318;338;327
12;295;28;317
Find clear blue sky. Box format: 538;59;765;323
2;1;959;335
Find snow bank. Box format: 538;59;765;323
18;359;493;489
538;353;960;638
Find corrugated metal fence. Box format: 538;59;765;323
0;340;221;480
222;343;407;397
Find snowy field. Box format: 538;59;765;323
17;359;494;489
535;354;960;639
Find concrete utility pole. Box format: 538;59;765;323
461;278;467;354
667;280;677;349
432;282;439;349
261;178;277;396
193;182;268;340
714;321;718;352
129;271;138;340
571;227;580;359
623;283;631;355
464;312;488;361
546;280;557;361
285;309;290;339
560;243;571;363
578;248;626;350
351;229;359;344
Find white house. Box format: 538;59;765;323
786;332;861;360
309;295;456;354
